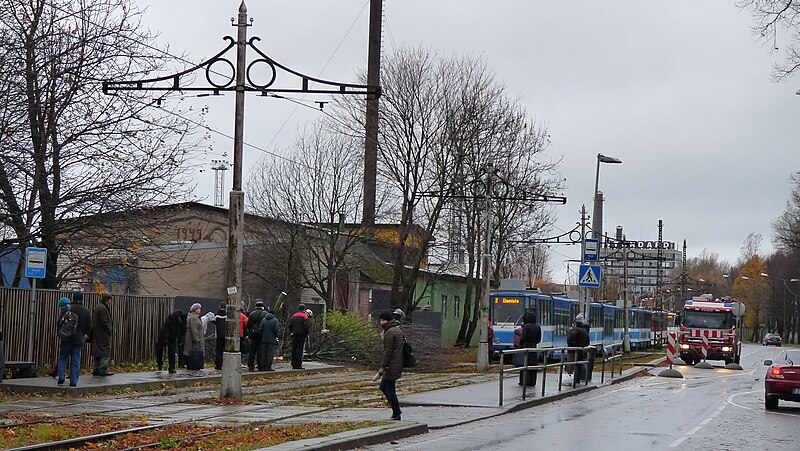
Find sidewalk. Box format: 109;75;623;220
0;362;648;450
0;360;340;394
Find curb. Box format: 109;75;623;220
259;422;428;451
0;365;344;395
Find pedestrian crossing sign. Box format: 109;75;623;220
578;264;602;288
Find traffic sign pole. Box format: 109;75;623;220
27;278;36;362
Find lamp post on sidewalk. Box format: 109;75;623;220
591;154;622;241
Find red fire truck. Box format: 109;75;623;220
678;297;741;365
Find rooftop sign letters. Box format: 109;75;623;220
606;240;675;250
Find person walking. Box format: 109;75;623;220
246;301;267;371
184;303;205;375
156;310;186;374
260;306;280;371
288;304;310;369
48;297;72;378
91;294;114;376
518;311;542;386
213;303;227;371
377;310;404;420
57;292;92;387
567;315;590;384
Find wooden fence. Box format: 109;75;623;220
1;287;174;369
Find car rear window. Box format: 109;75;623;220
781;351;800;364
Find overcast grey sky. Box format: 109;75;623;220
138;1;798;284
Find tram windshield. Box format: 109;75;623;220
492;296;525;325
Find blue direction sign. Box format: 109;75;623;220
25;247;47;279
578;264;602;288
584;238;599;261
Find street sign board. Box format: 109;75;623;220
25;247;47;279
578;264;602;288
584;238;599;261
732;301;746;316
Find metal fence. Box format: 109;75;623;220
1;287;174;369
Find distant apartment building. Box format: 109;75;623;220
600;226;682;297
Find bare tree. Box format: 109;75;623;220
0;0;204;288
246;122;365;310
773;172;800;251
739;0;800;80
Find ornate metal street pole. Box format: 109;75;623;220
102;1;379;399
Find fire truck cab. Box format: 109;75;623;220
678;297;741;365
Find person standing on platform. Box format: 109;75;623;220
57;292;92;387
156;309;186;374
246;301;267;371
518;311;542;386
49;297;72;378
184;303;205;375
213;303;227;371
91;294;114;376
567;315;590;383
260;306;280;371
288;304;310;369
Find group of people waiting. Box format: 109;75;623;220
155;301;314;375
511;312;592;386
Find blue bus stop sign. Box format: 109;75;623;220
25;247;47;279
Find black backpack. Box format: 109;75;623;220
57;307;80;341
247;311;263;339
402;337;417;368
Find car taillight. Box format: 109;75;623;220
778;337;782;341
770;367;785;379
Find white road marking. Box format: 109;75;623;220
687;425;702;435
669;436;688;448
728;390;800;417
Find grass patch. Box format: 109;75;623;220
71;421;385;450
0;414;147;449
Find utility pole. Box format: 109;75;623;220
221;3;250;400
102;1;379;399
362;0;383;230
579;205;588;316
477;163;493;371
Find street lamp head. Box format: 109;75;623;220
791;279;800;283
741;276;749;280
598;153;623;164
760;273;769;277
722;274;729;278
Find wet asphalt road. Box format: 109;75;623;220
372;343;800;451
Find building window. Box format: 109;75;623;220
454;296;461;317
441;295;448;318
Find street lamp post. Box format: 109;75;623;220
591;154;622;241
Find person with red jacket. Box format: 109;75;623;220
288;304;311;369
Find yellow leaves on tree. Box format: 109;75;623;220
732;255;769;330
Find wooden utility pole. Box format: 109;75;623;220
362;0;383;229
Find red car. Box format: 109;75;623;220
764;350;800;410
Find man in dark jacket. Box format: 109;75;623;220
246;301;267;371
518;311;542;386
567;316;591;383
91;294;114;376
156;309;186;373
260;307;280;371
378;310;404;420
57;292;92;387
213;303;227;370
288;304;310;369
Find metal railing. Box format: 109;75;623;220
600;342;624;384
498;346;596;406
